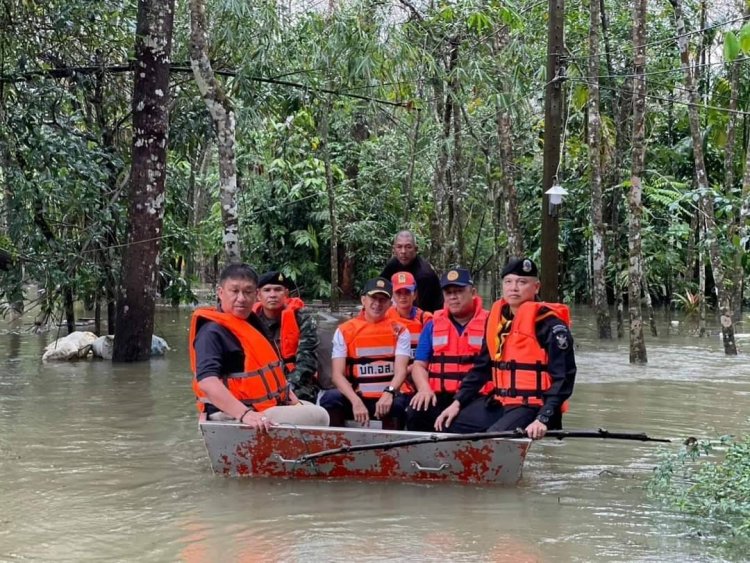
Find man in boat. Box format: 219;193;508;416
405;267;494;432
319;277;412;428
380;230;443;313
252;270;320;403
434;257;576;439
189;263;329;430
385;271;433;363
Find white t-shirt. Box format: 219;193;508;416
331;327;412;358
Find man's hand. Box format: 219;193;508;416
525;419;548;440
409;389;436;411
238;411;274;433
374;392;393;419
352;397;369;424
434;400;460;431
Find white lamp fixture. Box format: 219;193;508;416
545;184;568;206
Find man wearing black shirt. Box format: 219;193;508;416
434;257;576;439
380;230;443;313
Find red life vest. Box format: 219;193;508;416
252;297;303;373
427;296;491;394
189;308;290;413
486;299;571;411
339;311;406;399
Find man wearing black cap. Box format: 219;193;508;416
319;277;412;428
434;258;576;439
252;270;321;403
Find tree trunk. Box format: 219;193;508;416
113;0;175;362
189;0;240;263
320;99;339;312
671;0;737;355
628;0;647;363
588;0;611;339
497;112;523;257
698;217;707;337
403;106;422;222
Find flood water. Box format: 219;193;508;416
1;305;749;562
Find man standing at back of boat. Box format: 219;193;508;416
405;267;495;432
319;277;411;428
189;263;329;430
380;230;443;313
434;257;576;439
252;270;320;403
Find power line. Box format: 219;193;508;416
570;77;750;117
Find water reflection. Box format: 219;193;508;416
0;306;748;561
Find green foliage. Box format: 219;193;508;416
724;31;740;62
649;435;750;545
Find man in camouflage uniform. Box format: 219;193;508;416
253;271;321;403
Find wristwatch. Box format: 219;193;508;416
383;386;397;395
536;414;550;425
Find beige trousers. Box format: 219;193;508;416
209;400;329;426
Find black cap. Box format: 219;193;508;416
440;268;474;288
362;277;393;298
501;257;538;278
258;270;292;289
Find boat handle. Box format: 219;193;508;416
410;461;450;472
273;454;303;464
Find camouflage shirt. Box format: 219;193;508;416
257;306;321;403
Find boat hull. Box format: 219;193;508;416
200;417;530;485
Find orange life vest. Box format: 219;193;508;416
386;306;432;358
252;297;303;373
189;308;290;413
427;296;492;394
486;299;571;411
339;311;406;399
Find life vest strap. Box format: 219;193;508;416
224;360;285;380
491;360;549;372
432;354;479;365
426;371;465;381
346;355;397;365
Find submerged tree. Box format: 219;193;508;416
113;0;176;362
628;0;647;364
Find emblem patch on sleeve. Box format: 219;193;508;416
552;325;569;350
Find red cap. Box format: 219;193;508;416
391;271;416;292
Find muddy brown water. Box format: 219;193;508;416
1;306;749;561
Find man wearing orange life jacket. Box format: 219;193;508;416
385;271;433;364
319;277;412;428
435;257;576;439
252;270;320;403
190;263;329;430
406;267;496;432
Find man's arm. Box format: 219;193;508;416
286;309;320;386
409;323;437;410
535;319;577;421
452;341;493;407
194;325;271;430
330;329;369;423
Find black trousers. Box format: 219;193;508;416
448;397;563;434
405;393;457;432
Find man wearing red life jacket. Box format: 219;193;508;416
190;263;329;429
434;257;576;439
252;271;320;403
406;267;496;432
320;277;412;428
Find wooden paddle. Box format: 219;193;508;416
292;428;671;464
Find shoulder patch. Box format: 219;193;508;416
551;324;570;350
